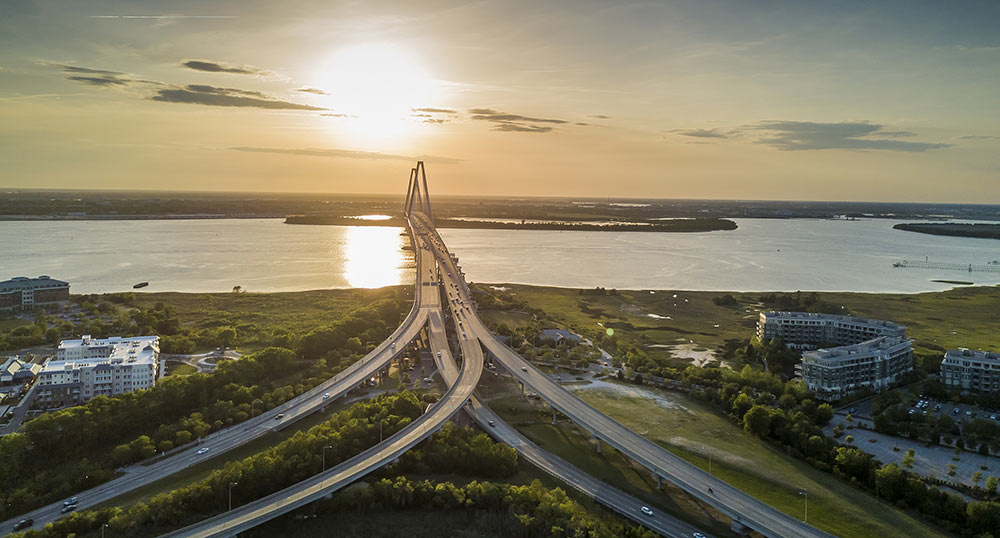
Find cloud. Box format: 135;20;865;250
228;146;460;164
181;60;267;75
492;123;553;133
66;75;128;86
424;118;449;124
746;121;950;152
49;63;133;87
673;128;728;139
412;107;456;114
469;108;567;133
151;85;325;110
320;113;348;118
588;114;610;119
295;87;329;95
961;135;996;140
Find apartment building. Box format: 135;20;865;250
0;276;70;311
35;335;159;408
940;348;1000;393
759;312;913;400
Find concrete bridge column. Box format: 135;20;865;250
652;474;662;490
729;518;750;535
520;382;525;399
552;409;557;425
595;438;601;454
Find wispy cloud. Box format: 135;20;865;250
412;107;456;114
469;108;567;133
228;146;461;164
960;134;996;140
181;60;268;76
294;87;329;95
673;128;728;139
746;121;950;152
151;85;324;110
320;113;348;118
49;63;132;86
588;114;610;119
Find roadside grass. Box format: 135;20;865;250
560;381;950;538
477;309;535;330
0;318;30;331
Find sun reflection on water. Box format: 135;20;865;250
344;226;406;288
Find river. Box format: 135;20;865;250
1;218;998;294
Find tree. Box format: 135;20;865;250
973;470;983;484
732;393;754;417
902;449;915;468
986;475;998;494
217;327;237;348
743;405;772;437
815;403;834;425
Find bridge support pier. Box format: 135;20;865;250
595;438;601;454
653;474;662;490
520;382;525;400
552;409;557;425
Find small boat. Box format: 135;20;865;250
133;282;149;289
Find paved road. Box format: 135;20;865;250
416;212;831;538
160;214;483;537
427;296;713;538
0;227;440;534
0;382;38;436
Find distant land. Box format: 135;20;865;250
285;215;738;232
2;189;1000;222
894;223;1000;240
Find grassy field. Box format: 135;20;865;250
482;284;1000;368
164;362;197;376
485;374;951;538
133;287;409;351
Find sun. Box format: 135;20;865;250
316;44;438;142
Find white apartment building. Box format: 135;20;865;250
757;311;907;348
941;348;1000;393
799;336;914;400
36;335;159;408
758;312;913;400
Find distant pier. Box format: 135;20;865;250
893;259;1000;273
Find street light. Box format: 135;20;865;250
101;523;108;538
229;481;238;511
322;445;333;472
799;490;808;523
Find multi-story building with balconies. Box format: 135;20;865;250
757;312;913;400
940;348;1000;393
35;335;159;408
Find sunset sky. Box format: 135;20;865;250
1;0;998;202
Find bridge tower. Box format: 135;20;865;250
404;161;434;223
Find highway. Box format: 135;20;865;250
1;227;439;534
160;213;483;537
417;216;832;538
427;277;713;538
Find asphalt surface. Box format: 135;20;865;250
160;213;484;537
0;227;439;535
418;213;832;538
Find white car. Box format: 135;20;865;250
322;393;331;400
197;447;210;455
693;533;706;538
640;506;653;516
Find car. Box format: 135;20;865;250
966;410;973;416
488;420;495;427
992;415;998;420
60;505;76;514
275;413;285;420
954;408;961;414
13;519;33;531
62;497;78;507
603;361;609;366
640;506;653;516
521;366;528;372
437;351;442;358
197;447;210;455
322;393;331;400
693;534;706;538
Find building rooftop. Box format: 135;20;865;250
944;348;1000;364
762;311;905;330
0;275;69;291
45;335;159;373
803;336;911;361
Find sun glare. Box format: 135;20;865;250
317;44;438;142
343;226;405;288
